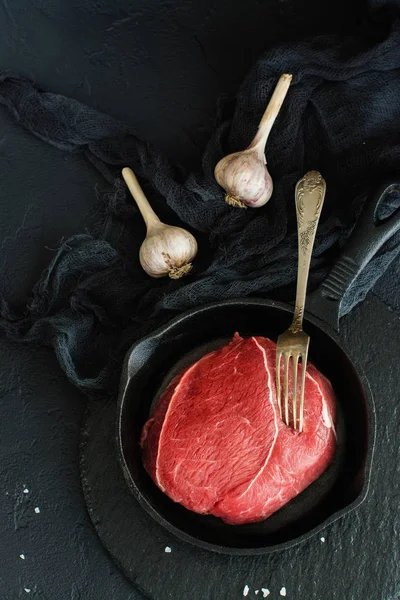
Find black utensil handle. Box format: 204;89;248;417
307;179;400;332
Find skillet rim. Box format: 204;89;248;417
116;297;376;555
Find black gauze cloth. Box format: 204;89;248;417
0;17;400;395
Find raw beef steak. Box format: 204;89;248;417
140;334;336;525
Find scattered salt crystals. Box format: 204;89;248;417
280;587;287;596
243;585;250;597
34;507;40;514
320;537;325;543
261;590;270;598
164;546;172;553
20;554;25;560
23;489;29;494
24;589;31;593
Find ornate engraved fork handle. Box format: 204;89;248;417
290;171;326;334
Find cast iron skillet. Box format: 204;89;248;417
117;180;400;555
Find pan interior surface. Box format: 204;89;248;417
118;301;372;554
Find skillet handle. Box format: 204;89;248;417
306;179;400;332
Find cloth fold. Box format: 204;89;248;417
0;14;400;395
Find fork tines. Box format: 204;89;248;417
276;333;309;432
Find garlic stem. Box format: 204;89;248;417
122;167;161;231
249;73;292;153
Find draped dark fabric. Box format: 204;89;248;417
0;11;399;396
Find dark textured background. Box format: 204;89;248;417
0;1;399;599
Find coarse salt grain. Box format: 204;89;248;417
34;507;40;514
23;489;29;494
24;589;31;593
164;546;172;553
261;590;270;598
320;537;325;543
20;554;25;560
255;592;259;596
243;585;250;597
280;587;287;596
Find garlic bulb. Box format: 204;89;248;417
122;168;197;279
139;223;197;279
215;73;292;208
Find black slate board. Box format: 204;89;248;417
80;293;400;600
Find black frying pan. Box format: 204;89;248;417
117;180;400;555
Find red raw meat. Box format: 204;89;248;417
140;334;336;525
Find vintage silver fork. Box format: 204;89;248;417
276;171;326;431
